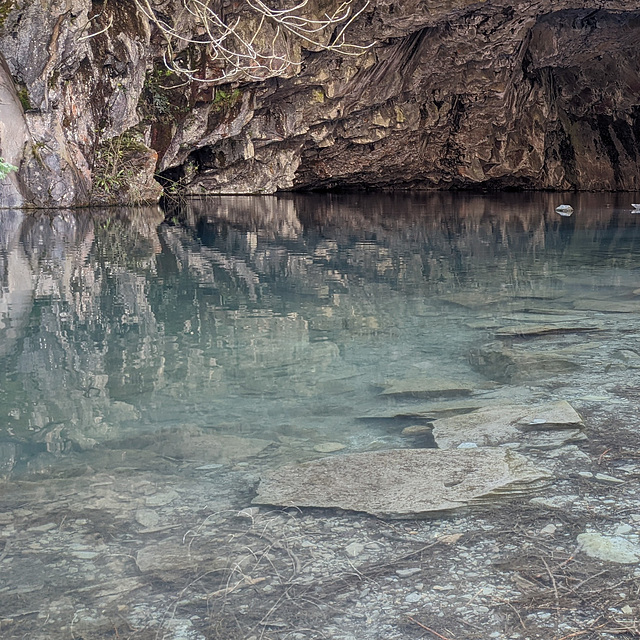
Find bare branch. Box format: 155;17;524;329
133;0;373;85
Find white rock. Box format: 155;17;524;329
345;542;365;558
578;533;640;564
555;204;574;216
314;442;346;453
135;509;160;528
594;473;624;484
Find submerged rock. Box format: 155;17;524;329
494;323;601;337
136;539;229;579
431;401;584;450
139;428;273;463
313;442;346;453
577;533;640;564
468;342;583;383
378;377;475;399
252;448;552;518
572;299;640;313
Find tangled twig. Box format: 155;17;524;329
133;0;373;84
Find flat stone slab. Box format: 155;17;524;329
147;429;273;463
495;324;602;338
378;377;475;399
252;448;552;517
469;342;586;383
432;401;584;450
358;399;504;421
572;299;640;313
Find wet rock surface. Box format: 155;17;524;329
431;401;585;450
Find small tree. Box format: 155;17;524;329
132;0;372;84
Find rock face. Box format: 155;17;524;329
3;1;640;205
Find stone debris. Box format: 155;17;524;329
432;401;584;450
252;448;552;517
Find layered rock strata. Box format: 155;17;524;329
2;1;640;206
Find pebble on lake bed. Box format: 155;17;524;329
313;442;346;453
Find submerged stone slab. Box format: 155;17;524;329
468;342;583;383
432;401;584;450
358;399;503;421
495;324;602;337
573;299;640;313
252;449;551;517
439;292;507;309
147;429;273;463
379;377;475;399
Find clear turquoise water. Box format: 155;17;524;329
1;192;640;475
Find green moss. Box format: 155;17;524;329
212;88;242;113
16;86;31;112
0;1;16;30
92;130;147;195
0;156;17;180
138;66;187;124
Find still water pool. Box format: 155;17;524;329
2;192;640;638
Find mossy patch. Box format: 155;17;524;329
0;0;16;30
16;85;31;112
211;88;242;113
92;129;148;196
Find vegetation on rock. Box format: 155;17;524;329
0;156;17;180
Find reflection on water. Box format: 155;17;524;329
1;193;640;475
4;193;640;638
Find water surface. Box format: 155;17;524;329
2;192;640;638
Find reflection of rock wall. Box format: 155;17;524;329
0;209;163;469
2;195;640;479
0;211;32;357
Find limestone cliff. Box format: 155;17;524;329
2;1;640;207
